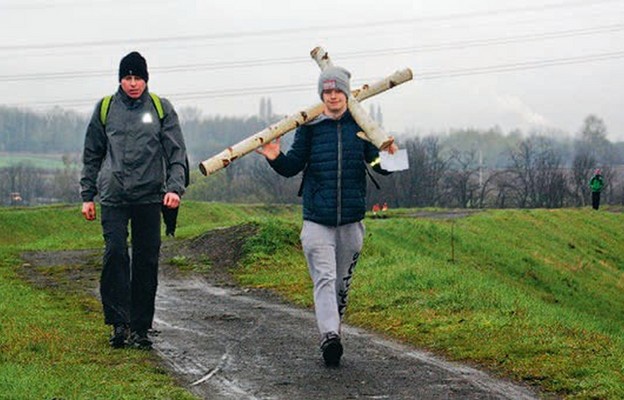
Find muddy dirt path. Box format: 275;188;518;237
154;275;539;400
21;224;541;400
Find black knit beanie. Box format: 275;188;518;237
119;51;149;82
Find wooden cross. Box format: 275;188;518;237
199;46;413;176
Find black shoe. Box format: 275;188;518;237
109;324;128;348
128;330;153;350
321;332;343;367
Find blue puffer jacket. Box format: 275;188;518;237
269;110;389;226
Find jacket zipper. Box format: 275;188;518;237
337;121;342;226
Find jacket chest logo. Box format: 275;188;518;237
142;113;154;124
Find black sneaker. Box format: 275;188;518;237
109;324;128;348
128;330;153;350
321;332;343;367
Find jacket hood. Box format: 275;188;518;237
307;109;351;126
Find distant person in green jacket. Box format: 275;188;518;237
589;168;604;210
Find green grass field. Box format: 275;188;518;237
0;153;71;170
1;203;623;399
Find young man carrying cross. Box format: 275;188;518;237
257;66;397;367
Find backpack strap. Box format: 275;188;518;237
99;92;164;126
99;95;113;126
149;92;165;120
365;156;382;190
365;164;381;190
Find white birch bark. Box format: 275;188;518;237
309;46;333;70
198;103;324;176
347;99;395;149
198;68;412;176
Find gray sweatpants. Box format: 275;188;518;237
300;220;365;337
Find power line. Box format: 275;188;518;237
1;22;622;83
2;0;153;10
415;50;624;80
0;0;620;52
7;50;623;109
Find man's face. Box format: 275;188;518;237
322;89;347;115
120;75;146;99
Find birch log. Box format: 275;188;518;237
199;68;413;176
348;100;394;149
309;46;332;70
198;103;323;176
310;46;395;150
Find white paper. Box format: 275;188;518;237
379;149;409;171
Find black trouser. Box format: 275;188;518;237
592;191;601;210
100;203;161;332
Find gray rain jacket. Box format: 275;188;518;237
80;87;187;206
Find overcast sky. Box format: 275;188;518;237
1;0;623;141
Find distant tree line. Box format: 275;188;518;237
0;106;86;153
186;114;624;210
1;104;623;209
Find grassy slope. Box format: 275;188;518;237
237;207;624;399
0;202;295;400
1;203;623;399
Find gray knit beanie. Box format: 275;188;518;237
318;66;351;99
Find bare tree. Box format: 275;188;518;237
578;115;610;160
492;170;517;208
396;136;447;207
570;151;595;206
476;169;502;208
0;163;47;205
51;154;81;203
534;147;567;208
507;139;535;208
443;149;482;208
245;156;299;204
506;136;567;208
